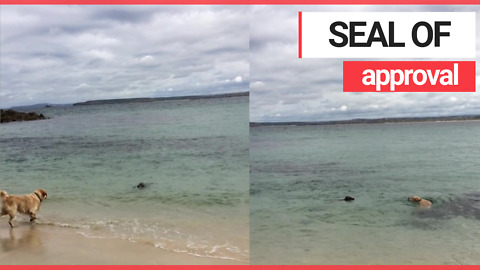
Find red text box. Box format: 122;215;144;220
343;61;476;92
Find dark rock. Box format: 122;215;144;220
344;196;355;201
0;109;46;123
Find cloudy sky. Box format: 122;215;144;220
250;5;480;122
0;6;249;108
2;5;479;122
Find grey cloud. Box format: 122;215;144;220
250;5;480;122
3;5;480;121
1;6;249;108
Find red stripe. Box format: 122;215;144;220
298;11;302;59
0;265;465;268
1;0;480;4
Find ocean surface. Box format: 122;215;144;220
250;121;480;264
0;96;249;262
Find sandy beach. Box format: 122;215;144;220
0;221;246;265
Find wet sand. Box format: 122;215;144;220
0;221;246;265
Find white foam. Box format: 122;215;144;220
37;217;248;262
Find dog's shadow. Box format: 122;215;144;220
0;225;43;253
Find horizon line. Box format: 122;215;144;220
250;114;480;126
3;91;250;110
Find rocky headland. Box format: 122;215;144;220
0;109;46;123
73;92;249;106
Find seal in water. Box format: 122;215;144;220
344;196;355;201
135;182;146;189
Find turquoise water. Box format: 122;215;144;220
5;99;480;264
0;96;249;262
250;122;480;264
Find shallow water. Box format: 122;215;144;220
0;96;249;262
250;121;480;264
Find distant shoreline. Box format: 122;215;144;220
73;92;249;106
250;115;480;127
4;92;249;110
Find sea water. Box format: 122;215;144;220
0;96;249;262
250;121;480;264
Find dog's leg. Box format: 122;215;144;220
29;212;37;223
8;215;15;228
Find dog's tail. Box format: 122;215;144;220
0;190;8;201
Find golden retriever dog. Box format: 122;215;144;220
408;195;432;208
0;189;48;228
